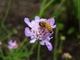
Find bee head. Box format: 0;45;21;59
39;21;46;27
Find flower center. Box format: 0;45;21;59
31;27;48;40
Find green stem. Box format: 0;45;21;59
0;0;11;32
16;42;29;57
15;37;28;53
53;27;58;60
78;17;80;33
65;58;69;60
26;42;37;60
59;40;63;49
78;0;80;33
30;42;37;53
0;48;5;60
52;0;65;18
39;0;54;17
37;43;41;60
40;0;46;10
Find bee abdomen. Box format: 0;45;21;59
45;24;52;32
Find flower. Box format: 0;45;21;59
62;53;72;59
24;16;56;51
8;40;18;50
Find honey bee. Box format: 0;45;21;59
39;21;52;33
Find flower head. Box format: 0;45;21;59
62;53;72;59
24;16;56;51
8;40;18;50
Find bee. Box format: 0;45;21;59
39;21;52;33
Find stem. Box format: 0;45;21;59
0;0;11;32
0;48;4;60
52;0;65;18
40;0;46;10
65;58;68;60
59;40;63;49
15;37;28;53
39;0;54;17
37;43;41;60
78;17;80;33
53;27;58;60
78;0;80;33
30;42;37;53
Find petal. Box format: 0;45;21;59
25;27;32;36
30;39;36;43
47;18;55;26
45;41;52;51
31;20;39;29
40;18;46;22
8;40;13;45
35;16;40;21
13;40;17;43
11;41;17;46
52;25;56;28
31;20;35;25
24;18;32;28
40;41;45;45
8;45;12;49
46;36;51;41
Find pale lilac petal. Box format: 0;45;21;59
31;20;35;25
25;27;32;36
35;16;40;21
46;36;51;41
40;41;45;45
24;18;32;28
30;39;36;43
45;41;52;51
52;25;56;28
11;41;17;46
8;40;12;45
31;20;39;29
47;18;55;26
8;40;18;50
40;18;46;22
8;45;12;49
8;40;16;45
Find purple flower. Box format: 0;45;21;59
8;40;18;50
24;16;56;51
